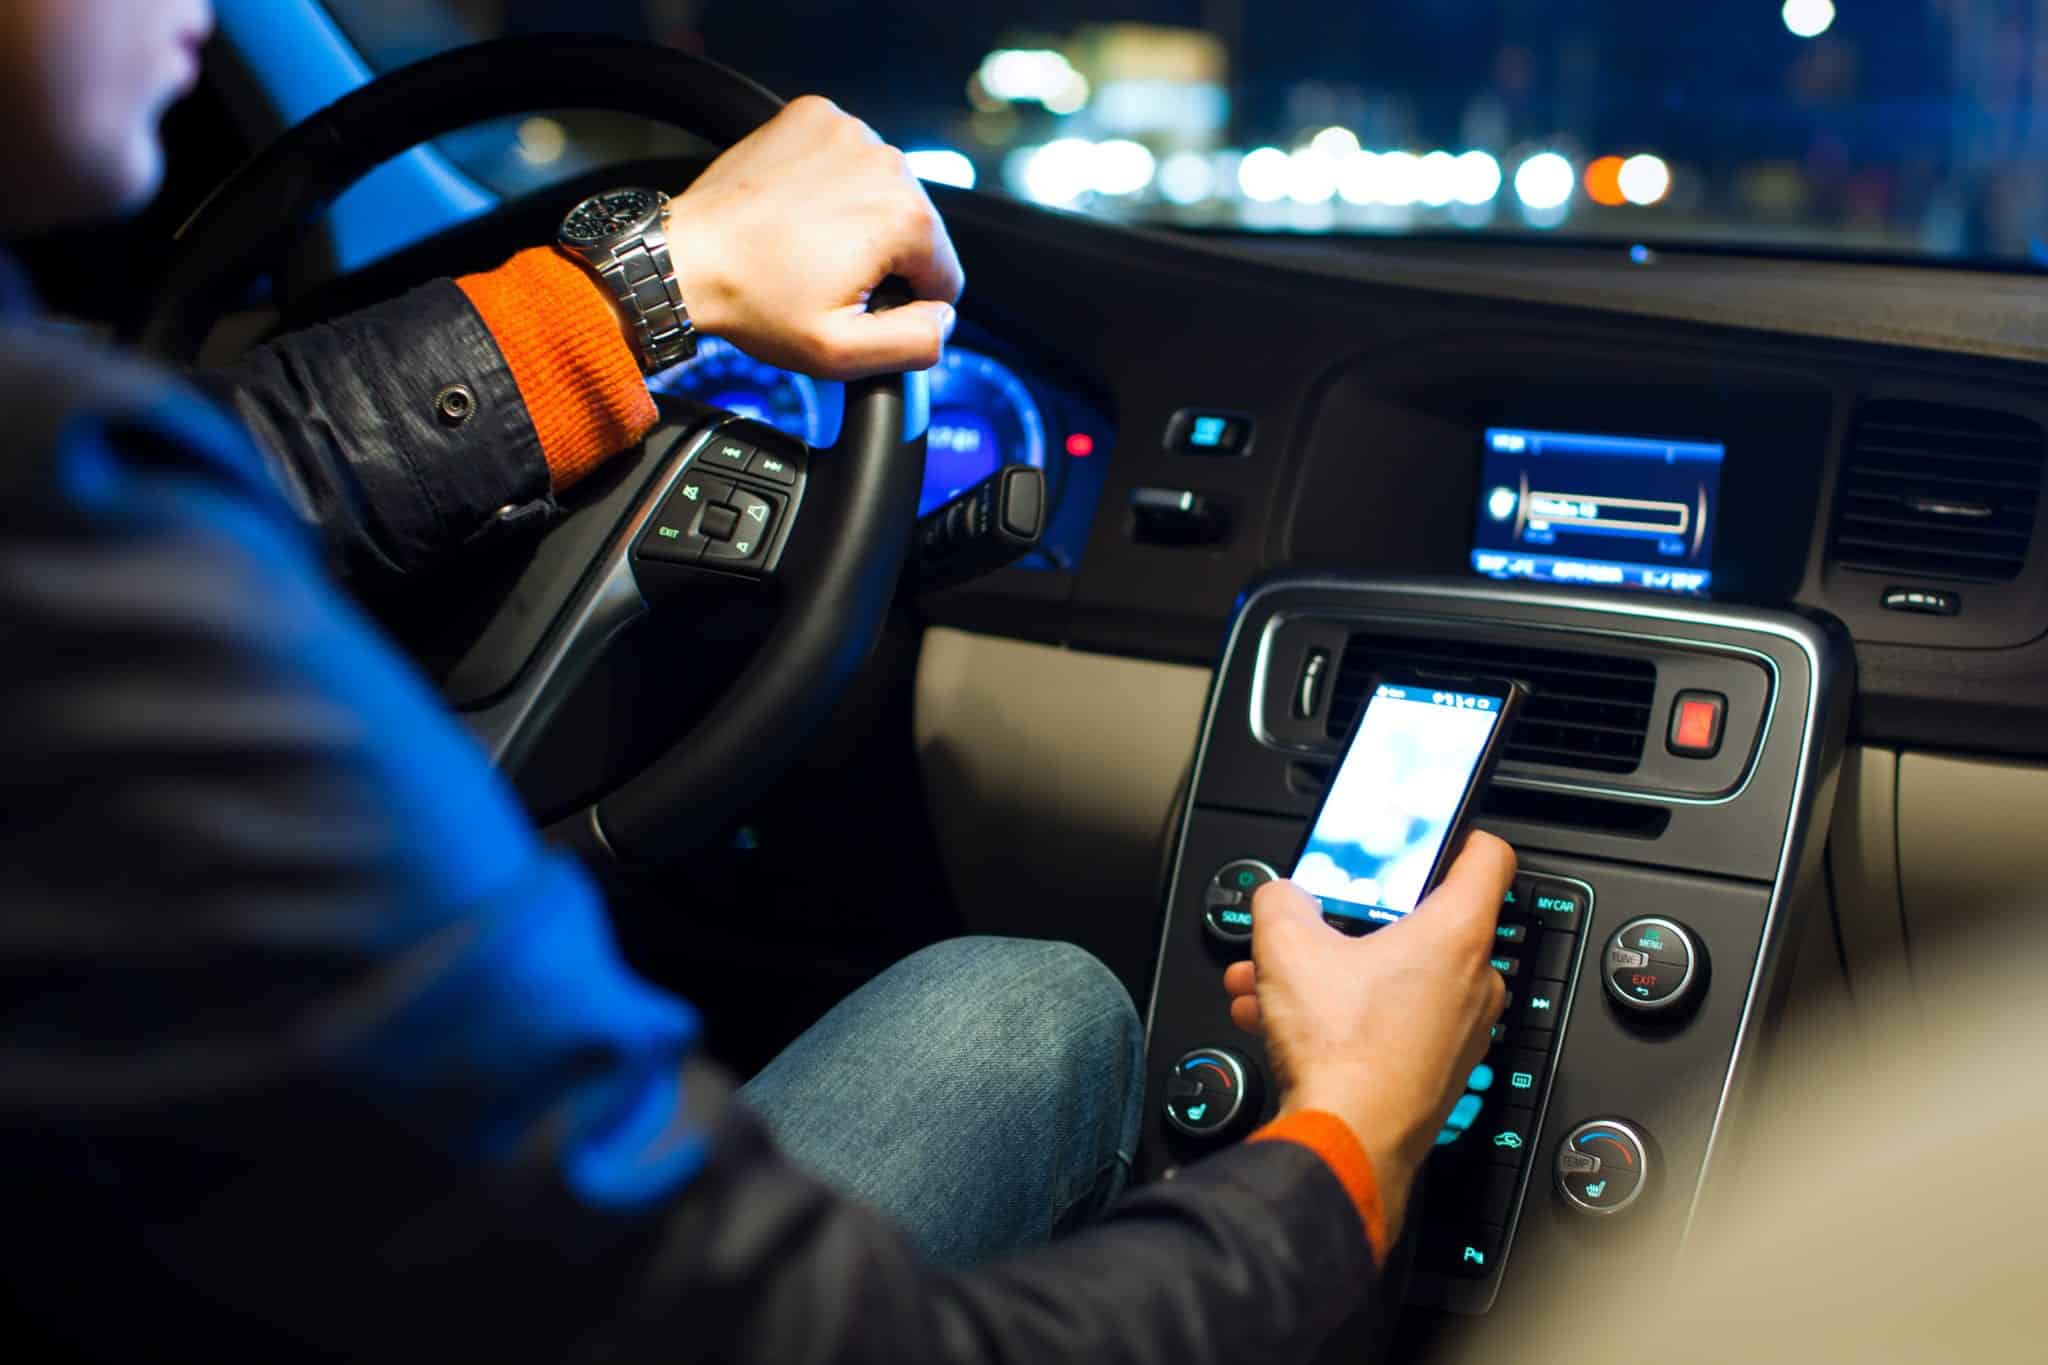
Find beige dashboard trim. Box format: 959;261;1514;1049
913;627;1211;943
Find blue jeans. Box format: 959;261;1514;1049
741;937;1145;1268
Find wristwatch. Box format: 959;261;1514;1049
555;187;696;374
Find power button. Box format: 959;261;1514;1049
1203;859;1276;945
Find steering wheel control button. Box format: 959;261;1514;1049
1667;690;1727;759
701;433;756;473
1557;1119;1650;1216
1164;1047;1259;1139
1604;917;1706;1016
699;504;739;542
1203;860;1276;944
1527;878;1588;932
699;488;780;566
745;447;799;486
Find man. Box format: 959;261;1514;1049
0;2;1512;1360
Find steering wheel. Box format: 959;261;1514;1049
134;37;929;866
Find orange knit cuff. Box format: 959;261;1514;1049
1249;1110;1389;1264
457;246;658;491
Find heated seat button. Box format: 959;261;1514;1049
1164;1047;1261;1139
1668;690;1726;759
1556;1118;1650;1215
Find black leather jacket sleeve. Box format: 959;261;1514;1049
572;1104;1376;1365
193;278;558;580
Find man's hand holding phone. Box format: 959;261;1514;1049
1222;833;1516;1242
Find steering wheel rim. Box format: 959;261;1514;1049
136;36;929;866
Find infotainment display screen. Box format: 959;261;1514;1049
1469;427;1725;595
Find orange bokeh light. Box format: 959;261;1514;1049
1584;155;1627;207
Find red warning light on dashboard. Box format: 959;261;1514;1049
1065;433;1095;458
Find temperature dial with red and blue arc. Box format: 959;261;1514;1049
1556;1118;1650;1215
1164;1047;1263;1139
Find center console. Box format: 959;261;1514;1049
1140;575;1851;1350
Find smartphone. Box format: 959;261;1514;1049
1289;671;1526;932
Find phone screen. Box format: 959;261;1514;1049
1291;682;1508;928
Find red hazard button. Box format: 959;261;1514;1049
1667;690;1725;759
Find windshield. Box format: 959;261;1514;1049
325;1;2046;268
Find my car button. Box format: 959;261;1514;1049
1526;878;1587;932
1604;916;1705;1016
1556;1118;1650;1215
1204;859;1276;944
1668;689;1726;759
745;446;799;486
699;432;755;473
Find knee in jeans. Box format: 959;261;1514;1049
912;937;1141;1095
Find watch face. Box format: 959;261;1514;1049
561;188;660;246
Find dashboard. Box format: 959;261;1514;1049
902;187;2048;760
648;327;1114;571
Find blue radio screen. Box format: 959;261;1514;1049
1291;683;1504;928
1470;427;1725;596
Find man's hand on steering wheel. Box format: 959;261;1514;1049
664;96;964;381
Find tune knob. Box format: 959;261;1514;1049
1163;1046;1263;1139
1602;916;1707;1017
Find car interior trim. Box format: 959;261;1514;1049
1245;606;1783;808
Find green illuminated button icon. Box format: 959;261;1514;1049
1204;861;1275;944
1185;1103;1208;1123
1519;979;1566;1029
1510;1071;1534;1090
1526;879;1587;930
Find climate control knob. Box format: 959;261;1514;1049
1556;1118;1650;1215
1163;1047;1262;1139
1603;916;1706;1017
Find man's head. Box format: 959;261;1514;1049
0;0;214;233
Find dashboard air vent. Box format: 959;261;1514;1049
1831;399;2047;583
1326;633;1657;775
